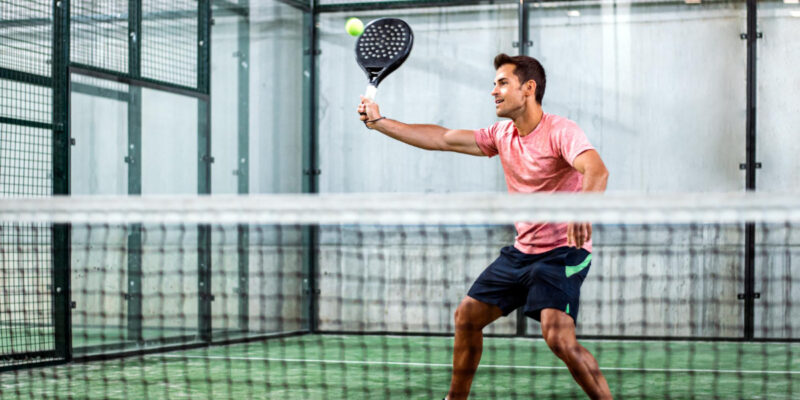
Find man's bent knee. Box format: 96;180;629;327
545;336;575;359
454;297;501;331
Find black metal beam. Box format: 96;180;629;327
126;0;144;344
197;0;214;343
515;0;530;337
69;64;209;101
71;330;308;363
51;0;72;364
744;0;757;193
0;355;63;374
742;0;758;342
276;0;312;12
301;3;320;333
518;0;530;55
0;17;51;29
213;0;251;17
1;10;199;30
318;0;513;13
0;67;52;87
71;82;130;101
236;0;251;333
318;330;800;343
0;116;52;130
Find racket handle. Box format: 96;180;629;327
364;84;378;101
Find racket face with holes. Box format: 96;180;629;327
355;18;414;88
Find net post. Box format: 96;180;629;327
52;0;72;362
197;0;213;343
127;225;143;342
236;0;251;333
744;222;755;340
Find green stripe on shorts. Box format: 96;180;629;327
565;254;592;278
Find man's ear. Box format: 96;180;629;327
525;80;537;96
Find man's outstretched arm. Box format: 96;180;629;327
357;97;485;156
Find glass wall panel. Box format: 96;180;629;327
526;0;748;337
69;74;129;352
70;75;129;196
210;1;306;339
248;2;304;194
530;0;746;193
140;88;199;342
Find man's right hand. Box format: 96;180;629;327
357;96;383;129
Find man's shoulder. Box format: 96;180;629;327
544;113;581;133
488;120;516;136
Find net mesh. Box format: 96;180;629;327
0;193;798;399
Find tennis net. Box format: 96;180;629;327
0;193;798;399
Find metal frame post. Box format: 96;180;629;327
126;0;144;344
52;0;72;362
742;0;759;341
236;0;251;333
301;1;320;333
515;0;530;338
198;0;214;343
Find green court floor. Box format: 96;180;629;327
2;335;798;399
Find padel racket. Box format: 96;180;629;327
355;18;414;101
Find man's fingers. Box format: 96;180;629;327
567;224;574;247
574;223;590;248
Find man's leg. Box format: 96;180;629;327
447;296;503;400
540;308;612;400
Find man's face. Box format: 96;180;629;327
491;64;532;119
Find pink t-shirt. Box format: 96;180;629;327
474;113;595;254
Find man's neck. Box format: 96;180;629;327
512;105;544;137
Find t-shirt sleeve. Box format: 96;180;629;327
554;121;595;166
474;123;500;157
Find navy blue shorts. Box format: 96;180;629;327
467;246;592;323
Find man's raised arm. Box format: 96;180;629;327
357;97;485;157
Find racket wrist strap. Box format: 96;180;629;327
365;116;386;128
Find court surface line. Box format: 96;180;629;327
151;354;800;375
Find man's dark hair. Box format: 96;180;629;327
493;53;546;104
